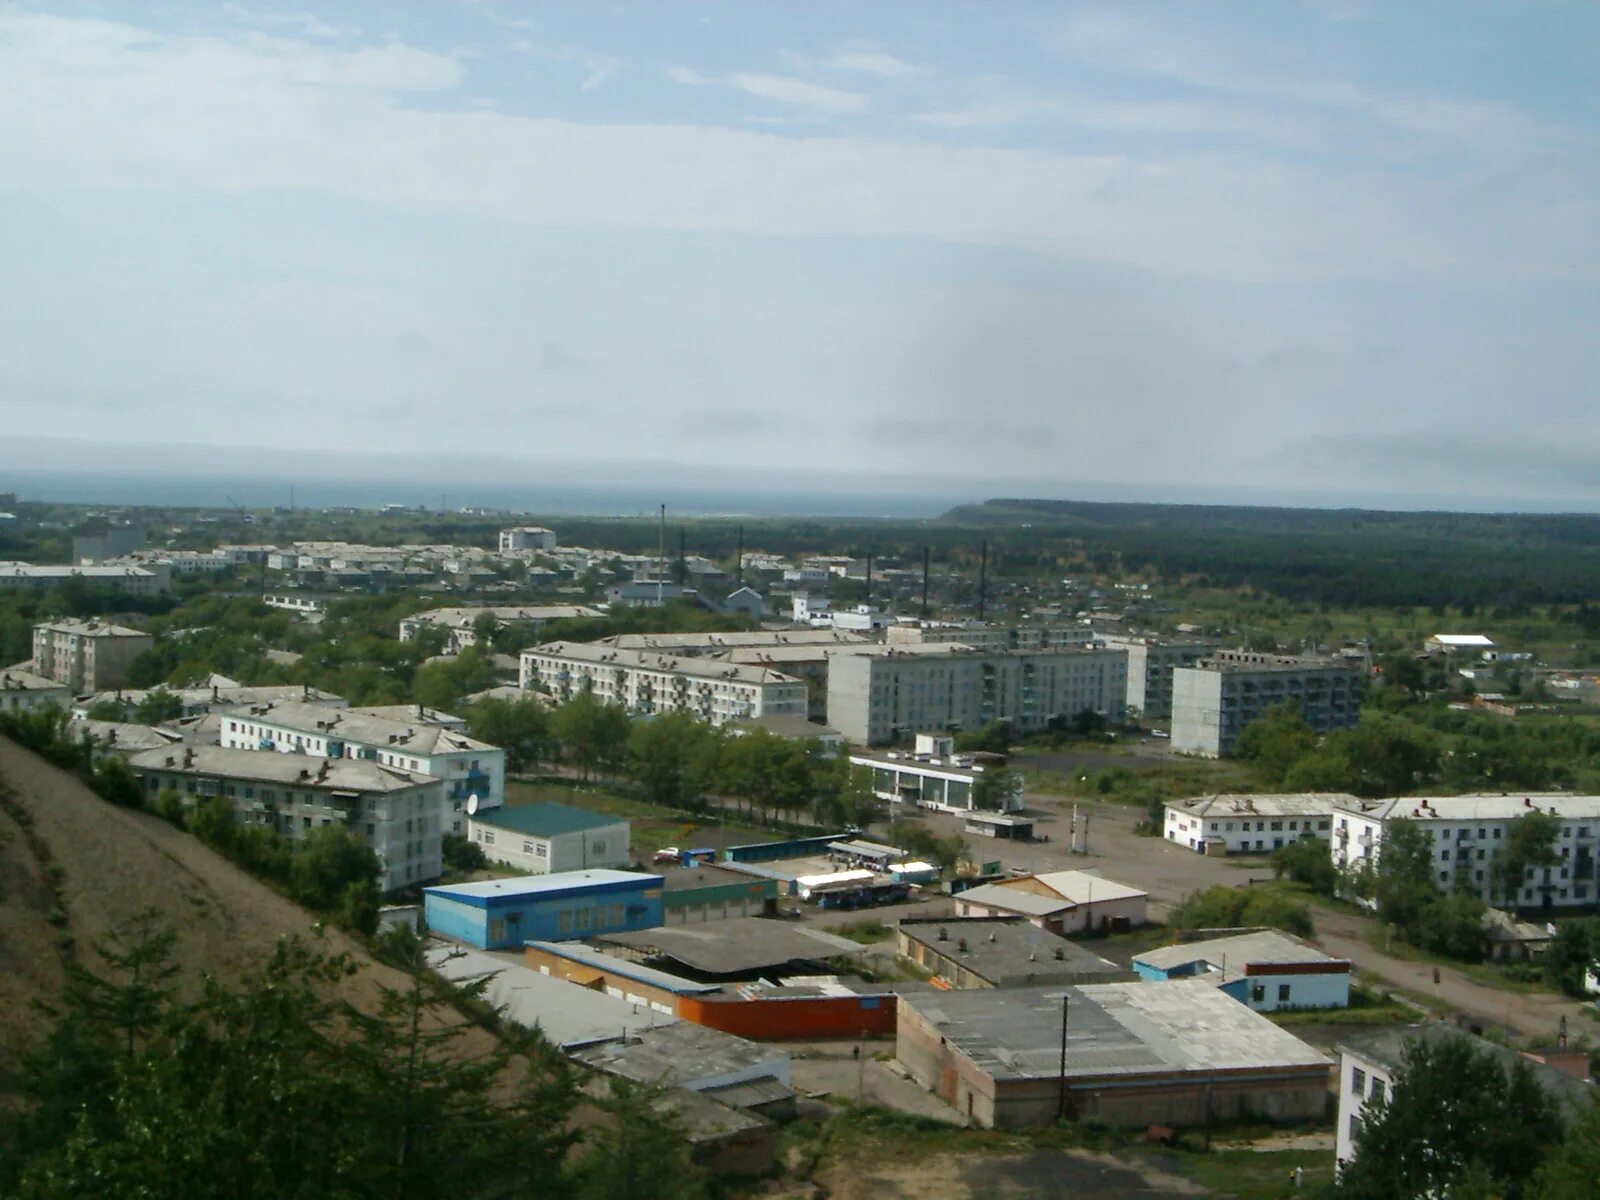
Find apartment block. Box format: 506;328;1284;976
1171;651;1363;758
824;643;1128;746
1100;634;1220;719
520;641;808;726
886;622;1099;653
31;619;154;692
1331;793;1600;911
0;564;170;595
1163;793;1351;855
128;745;445;892
498;526;558;553
397;605;602;654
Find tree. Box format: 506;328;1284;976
288;823;382;931
571;1079;708;1200
91;756;144;809
1234;700;1317;786
814;759;878;830
442;831;487;873
467;697;553;773
1530;1096;1600;1200
1273;836;1338;896
953;720;1010;755
133;690;183;724
553;691;629;783
626;711;706;810
1371;819;1438;936
1336;1032;1564;1200
971;768;1020;813
83;698;130;721
1542;917;1600;998
1169;885;1314;938
1492;811;1561;908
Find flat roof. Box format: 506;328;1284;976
470;801;628;838
1135;931;1345;973
524;940;720;995
600;630;867;652
1430;634;1495;647
899;919;1124;984
1167;793;1355;820
1;666;67;691
224;700;498;756
127;745;432;793
1334;793;1600;823
34;618;148;637
406;605;603;626
955;883;1072;917
1028;870;1148;905
901;978;1329;1082
729;714;842;740
568;1022;786;1090
656;863;766;892
425;943;674;1048
596;917;863;977
426;869;660;903
523;641;804;687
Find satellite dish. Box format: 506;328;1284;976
466;795;479;816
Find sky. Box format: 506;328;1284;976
1;1;1598;511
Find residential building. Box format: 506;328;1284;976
397;605;602;654
1;665;72;713
850;736;1024;813
791;595;832;626
1133;930;1351;1012
520;641;807;726
467;802;630;874
0;563;170;595
262;592;328;617
72;526;145;564
596;630;867;656
953;870;1147;935
1330;793;1600;911
605;581;692;608
1335;1026;1593;1174
1163;793;1351;855
216;699;505;824
896;978;1329;1129
128;744;445;891
1100;634;1220;719
423;870;664;950
499;526;557;553
728;714;845;757
346;704;465;731
896;917;1130;989
1171;651;1363;758
824;643;1128;746
74;682;347;721
886;622;1099;654
31;619;154;692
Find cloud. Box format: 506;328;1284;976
819;50;929;81
1285;433;1600;496
666;65;867;114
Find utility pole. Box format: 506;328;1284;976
1056;992;1070;1121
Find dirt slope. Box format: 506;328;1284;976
0;735;399;1073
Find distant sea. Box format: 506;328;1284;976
4;470;970;521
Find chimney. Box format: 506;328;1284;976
937;926;947;941
958;938;969;954
1054;947;1064;961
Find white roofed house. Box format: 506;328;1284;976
1163;793;1353;856
215;700;505;836
954;870;1148;936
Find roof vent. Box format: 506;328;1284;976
988;930;997;943
937;926;947;941
957;938;969;954
1054;947;1064;961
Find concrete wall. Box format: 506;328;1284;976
1336;1049;1395;1171
471;818;630;875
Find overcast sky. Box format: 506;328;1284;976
2;2;1597;509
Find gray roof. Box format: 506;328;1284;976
74;719;182;753
901;978;1330;1082
32;618;149;637
600;630;866;652
1166;793;1355;820
1338;1025;1594;1108
524;641;804;687
568;1022;788;1092
224;699;497;756
1;666;68;692
596;917;864;977
955;883;1073;917
1134;931;1346;973
425;943;674;1049
899;919;1127;986
127;744;433;793
525;941;720;995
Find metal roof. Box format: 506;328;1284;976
1134;930;1345;973
597;917;863;977
569;1022;788;1092
127;744;433;793
956;883;1072;917
899;918;1126;986
1166;793;1355;820
1334;793;1600;823
426;869;660;901
523;940;720;995
470;801;628;838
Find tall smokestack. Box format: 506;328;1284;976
978;540;988;622
677;528;687;585
736;525;744;586
657;504;666;606
865;553;874;607
922;546;930;620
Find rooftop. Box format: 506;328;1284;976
1334;793;1600;823
1;665;66;691
524;940;720;995
426;869;661;902
1026;870;1148;905
127;744;431;792
470;802;627;839
223;699;498;756
1430;634;1496;647
1134;930;1346;973
523;641;804;688
568;1022;786;1090
1188;652;1359;675
596;917;863;977
74;719;182;752
1167;793;1356;819
34;617;148;637
729;714;842;741
599;630;867;652
346;704;464;727
899;918;1126;986
955;883;1073;917
405;605;602;627
1338;1025;1593;1108
656;863;767;892
902;978;1329;1082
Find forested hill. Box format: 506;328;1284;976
938;498;1600;608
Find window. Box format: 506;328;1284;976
535;843;548;858
608;904;625;925
592;839;607;856
1352;1068;1367;1096
1370;1079;1386;1105
556;910;573;934
575;907;592;931
1251;983;1265;1003
1270;820;1283;831
523;840;537;855
1441;849;1451;862
1278;983;1291;1002
481;829;495;846
487;918;506;943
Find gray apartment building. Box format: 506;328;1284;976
31;619;154;693
1100;634;1220;719
1171;651;1363;758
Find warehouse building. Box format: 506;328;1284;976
1133;931;1351;1012
953;870;1148;936
897;978;1330;1129
896;918;1131;989
424;870;663;950
465;801;630;874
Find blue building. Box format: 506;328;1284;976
424;870;664;950
1132;930;1350;1013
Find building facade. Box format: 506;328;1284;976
398;605;602;654
1331;793;1600;911
0;564;169;594
953;870;1148;935
1163;793;1350;855
1;666;73;713
128;745;445;891
520;641;808;726
1100;634;1220;719
499;526;558;553
424;870;664;950
1171;651;1363;758
1132;931;1351;1012
825;644;1128;746
31;619;154;692
467;802;631;875
850;739;1024;814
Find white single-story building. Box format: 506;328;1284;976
467;802;630;875
954;870;1147;936
1163;793;1351;855
1133;930;1351;1012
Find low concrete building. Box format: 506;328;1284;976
954;870;1148;936
1133;931;1351;1012
1;665;72;713
398;605;601;654
31;619;153;692
499;526;558;553
896;917;1131;989
851;737;1023;814
596;917;863;982
466;802;630;875
897;978;1330;1129
728;714;845;757
523;940;720;1015
1163;793;1349;855
424;870;664;950
659;863;780;924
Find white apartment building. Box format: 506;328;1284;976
887;622;1100;654
499;526;558;553
128;745;445;892
825;643;1129;746
519;641;807;726
31;619;154;693
1100;634;1220;719
1330;793;1600;911
1171;651;1363;758
1163;793;1351;855
263;592;328;617
216;700;505;831
792;595;832;626
0;563;170;595
596;629;868;657
397;605;602;654
1;665;72;713
73;682;347;721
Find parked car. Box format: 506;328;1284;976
651;846;681;864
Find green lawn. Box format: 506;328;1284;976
1170;1147;1336;1199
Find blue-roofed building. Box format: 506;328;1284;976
424;870;663;950
466;801;630;874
